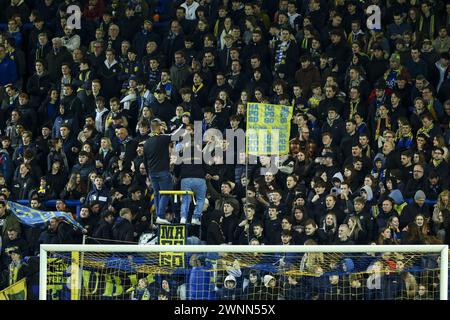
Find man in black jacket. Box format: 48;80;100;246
333;224;355;245
112;208;134;243
143;119;183;224
26;59;53;109
61;84;83;127
45;37;73;83
161;20;185;67
325;30;352;66
404;164;427;198
399;190;430;229
96;48;123;101
92;211;115;243
206;209;225;245
242;30;270;67
39;217;78;245
11;163;36;200
150;89;176;125
272;27;299;80
114;127;137;173
316;85;345;123
119;185;150;236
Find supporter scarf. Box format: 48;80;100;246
432;158;443;168
348;30;364;44
349;77;362;89
375;117;391;140
38;186;48;195
8;261;20;286
418;123;434;137
326;114;340;127
426;100;438;120
396;132;414;150
419;14;435;39
192;83;204;94
301;37;309;49
349;99;360;120
308;95;322;109
275;41;290;65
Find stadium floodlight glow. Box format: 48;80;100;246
39;244;448;300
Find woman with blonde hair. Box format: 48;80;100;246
318;213;337;245
95;137;114;174
347;215;367;244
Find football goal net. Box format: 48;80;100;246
39;244;449;300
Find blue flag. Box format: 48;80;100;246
7;201;86;232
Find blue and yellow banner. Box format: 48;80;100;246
6;201;86;232
246;102;293;155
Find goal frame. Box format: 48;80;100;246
39;244;449;300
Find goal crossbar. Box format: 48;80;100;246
39;244;449;300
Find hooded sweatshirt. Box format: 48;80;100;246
217;275;240;300
361;185;373;202
389;189;408;216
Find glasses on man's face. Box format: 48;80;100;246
413;170;423;173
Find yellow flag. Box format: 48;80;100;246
246;102;293;155
0;278;27;300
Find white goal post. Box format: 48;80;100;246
39;244;449;300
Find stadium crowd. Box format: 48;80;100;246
0;0;450;299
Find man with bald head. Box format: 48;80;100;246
45;37;73;82
113;126;137;172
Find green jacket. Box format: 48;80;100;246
1;210;21;238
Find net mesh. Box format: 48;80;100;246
44;249;444;300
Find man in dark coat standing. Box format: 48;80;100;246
112;208;134;243
143;119;183;224
92;211;115;243
96;48;123;101
272;27;299;80
45;37;73;83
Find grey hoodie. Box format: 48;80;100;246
361;185;373;201
389;189;405;205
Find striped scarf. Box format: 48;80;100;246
9;261;20;286
418;123;434;138
148;191;155;214
375;117;391;140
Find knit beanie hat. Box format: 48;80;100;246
414;190;426;201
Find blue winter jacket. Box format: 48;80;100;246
0;55;18;86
